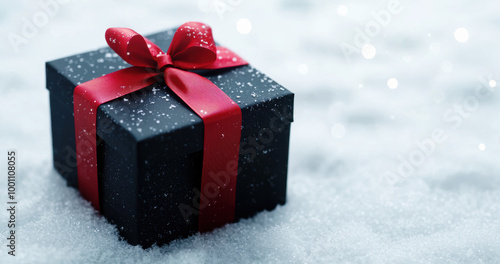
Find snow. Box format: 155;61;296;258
1;0;500;263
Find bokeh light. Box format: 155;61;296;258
387;78;398;89
479;143;485;151
361;44;376;59
337;5;348;16
454;28;469;42
237;18;252;34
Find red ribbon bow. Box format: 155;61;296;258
73;22;248;232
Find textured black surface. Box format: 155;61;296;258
46;27;294;247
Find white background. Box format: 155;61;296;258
1;0;500;263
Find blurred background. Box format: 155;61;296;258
1;0;500;263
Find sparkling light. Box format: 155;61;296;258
237;18;252;34
361;44;376;59
454;28;469;43
387;78;398;89
331;124;346;139
298;64;309;74
479;143;485;151
489;80;497;88
337;5;348;16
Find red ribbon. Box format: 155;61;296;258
73;22;248;232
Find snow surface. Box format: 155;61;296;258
1;0;500;263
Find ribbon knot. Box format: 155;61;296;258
155;53;173;70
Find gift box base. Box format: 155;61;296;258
46;27;294;247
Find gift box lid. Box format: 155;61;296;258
46;27;294;159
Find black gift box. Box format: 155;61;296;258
45;26;294;247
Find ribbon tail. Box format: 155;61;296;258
164;68;242;232
74;67;159;211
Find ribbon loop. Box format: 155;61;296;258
106;28;160;68
166;22;217;69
